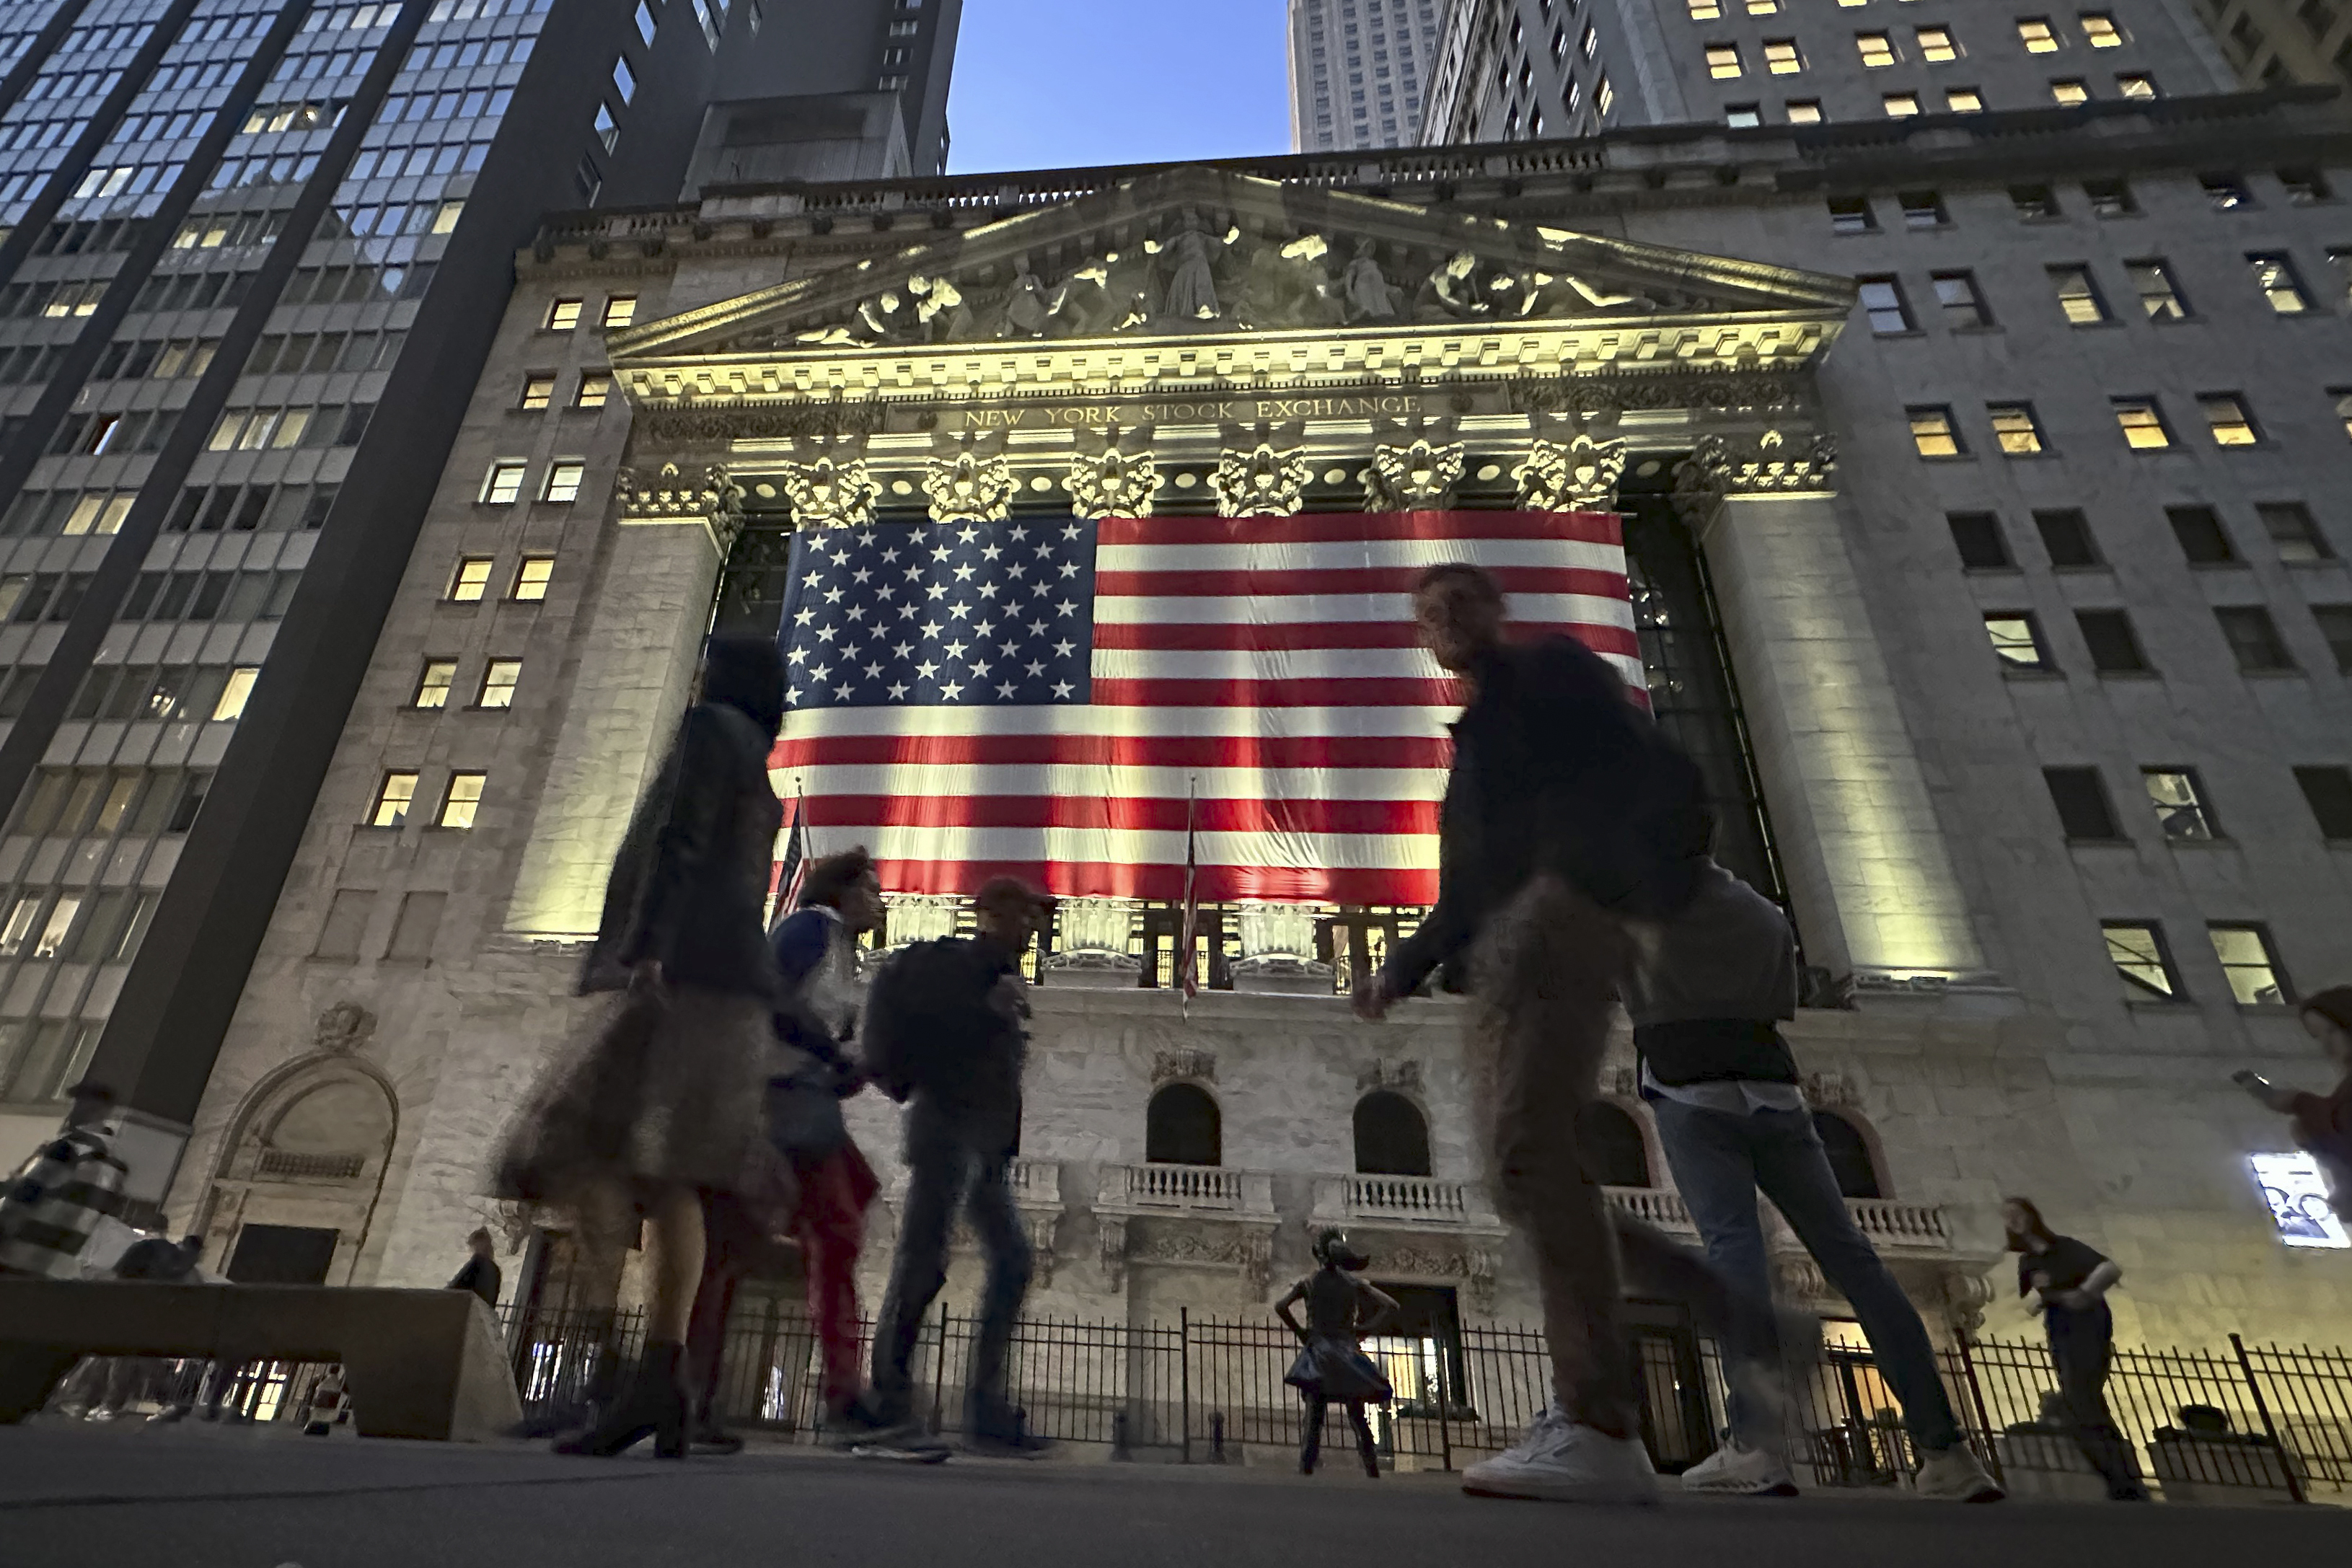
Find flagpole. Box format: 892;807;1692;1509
1178;774;1199;1021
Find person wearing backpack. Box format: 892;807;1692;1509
0;1082;127;1281
858;876;1054;1457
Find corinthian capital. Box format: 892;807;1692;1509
924;431;1017;524
1675;427;1838;508
1363;415;1465;511
1515;432;1628;510
1067;423;1162;519
1211;419;1313;519
615;461;746;552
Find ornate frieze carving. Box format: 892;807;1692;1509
616;462;742;524
1373;1243;1502;1315
1674;428;1838;506
923;431;1016;523
776;440;879;529
1152;1048;1217;1085
1512;371;1804;419
1363;415;1465;511
313;1002;376;1055
1066;423;1162;519
637;400;884;444
1123;1226;1275;1295
1356;1059;1424;1095
1212;420;1312;518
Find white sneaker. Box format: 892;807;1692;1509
1914;1445;2005;1503
1463;1406;1660;1505
1682;1438;1799;1497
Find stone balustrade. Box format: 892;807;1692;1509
1605;1185;1697;1233
1845;1197;1952;1251
1093;1162;1277;1217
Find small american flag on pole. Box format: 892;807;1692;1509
769;510;1637;904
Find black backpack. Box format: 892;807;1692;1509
860;936;977;1104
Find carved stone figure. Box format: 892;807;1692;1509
1515;432;1628;510
1000;257;1056;338
1067;423;1162;519
1365;416;1466;511
1210;420;1312;518
1236;232;1342;330
1508;268;1648;316
1158;215;1234;320
1342;239;1400;322
314;1002;376;1055
924;432;1017;523
1415;250;1491;319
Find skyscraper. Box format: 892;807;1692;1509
1287;0;1445;151
0;0;956;1201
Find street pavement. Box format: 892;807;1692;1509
0;1422;2342;1568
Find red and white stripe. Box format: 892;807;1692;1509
770;509;1637;905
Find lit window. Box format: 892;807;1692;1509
1687;0;1720;16
211;667;259;722
603;295;638;329
2214;604;2294;671
2203;172;2254;209
1746;0;1779;12
2128;258;2188;318
512;555;556;602
2115;71;2155;97
2259;501;2335;563
1582;25;1598;56
1857;31;1895;65
2051;77;2089;103
612;58;637;104
1786;98;1823;122
2082;12;2123;45
1763;38;1802;72
1945;86;1983;110
2112;398;2172;449
2210;925;2291;1007
0;896;40;956
1828;195;1875;232
2104;922;2180;1000
1706;43;1743;76
371;771;419;828
543;462;586;503
1597;76;1613;113
1934;270;1988;326
1909;405;1963;456
479;660;522;709
576;372;612;409
33;896;80;960
414;659;458;709
2248;253;2312;314
1985;613;2051;669
438;772;486;829
448;557;494;602
2145;769;2219;838
546;299;583;331
2019;17;2059;50
1726;103;1761;126
520;374;555;411
1988;402;2045;454
1916;25;1957;59
1884;92;1921;115
1859;278;1913;332
2201;395;2260;446
482;462;527;504
2051;265;2110;324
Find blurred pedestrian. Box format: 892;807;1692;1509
2004;1197;2145;1501
0;1082;126;1281
1276;1228;1399;1477
497;634;796;1460
858;876;1054;1457
2236;987;2352;1220
448;1228;502;1309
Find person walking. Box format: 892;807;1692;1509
1354;562;1722;1505
858;876;1054;1457
0;1083;126;1281
448;1228;502;1309
1632;857;2002;1502
497;633;796;1461
2237;987;2352;1221
1276;1228;1400;1478
2005;1197;2145;1501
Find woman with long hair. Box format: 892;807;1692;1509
2236;987;2352;1223
1276;1228;1400;1477
2002;1197;2145;1501
498;634;793;1458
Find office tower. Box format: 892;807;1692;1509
0;0;956;1205
1289;0;1445;151
2195;0;2352;92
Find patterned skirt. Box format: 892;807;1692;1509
1285;1336;1394;1405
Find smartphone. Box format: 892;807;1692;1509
2232;1070;2271;1091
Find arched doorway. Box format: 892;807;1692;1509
1582;1101;1652;1189
1352;1091;1431;1177
203;1060;397;1287
1145;1082;1221;1166
1813;1111;1882;1199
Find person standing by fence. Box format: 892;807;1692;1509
1276;1228;1400;1478
448;1228;501;1309
2005;1197;2146;1501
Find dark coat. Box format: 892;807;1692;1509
1381;635;1707;994
865;935;1029;1159
448;1254;501;1308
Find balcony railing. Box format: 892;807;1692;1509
1096;1162;1276;1217
1846;1198;1951;1249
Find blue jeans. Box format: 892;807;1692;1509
1651;1096;1963;1453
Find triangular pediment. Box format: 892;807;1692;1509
609;164;1853;366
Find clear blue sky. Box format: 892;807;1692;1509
945;0;1295;175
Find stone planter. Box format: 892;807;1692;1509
1994;1431;2110;1502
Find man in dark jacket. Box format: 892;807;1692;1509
860;876;1053;1456
1357;562;1711;1506
447;1228;501;1308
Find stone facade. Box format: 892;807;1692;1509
163;94;2352;1358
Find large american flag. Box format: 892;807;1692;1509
768;509;1638;906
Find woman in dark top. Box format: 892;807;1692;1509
2004;1197;2146;1500
499;635;790;1459
1276;1228;1401;1477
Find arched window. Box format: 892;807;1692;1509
1582;1101;1651;1188
1145;1083;1222;1166
1813;1111;1882;1200
1353;1091;1431;1177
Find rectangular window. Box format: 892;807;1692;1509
387;891;446;962
1688;0;1721;16
33;896;82;961
512;556;556;602
594;102;619;151
1908;405;1963;456
2258;501;2335;563
2019;17;2060;51
2144;767;2219;838
2201;394;2261;446
370;771;419;828
547;299;583;331
2214;604;2294;671
2084;177;2134;216
2105;922;2181;1000
1706;43;1743;76
2128;258;2188;318
2209;925;2291;1007
1883;91;1921;115
2036;508;2099;565
1859;277;1913;332
2167;505;2236;564
603;295;638;329
1929;271;1988;327
2112;397;2172;449
2294;766;2352;839
1945;86;1983;111
542;462;586;503
478;659;522;709
612;58;637;103
2082;12;2124;45
1990;403;2047;455
1899;190;1945;227
2051;265;2110;324
1786;98;1823;122
520;374;555;411
2318;606;2352;673
1985;612;2051;669
2051;77;2089;104
482;462;527;504
2077;609;2150;672
2012;183;2061;219
414;659;457;709
2279;167;2332;205
2115;71;2155;97
576;372;612;409
1828;196;1876;233
2248;253;2312;314
1916;24;1958;58
1763;38;1802;71
2203;172;2254;209
1947;511;2012;569
212;667;259;723
448;558;494;602
438;772;486;829
2045;767;2121;840
1726;104;1761;127
1856;31;1896;65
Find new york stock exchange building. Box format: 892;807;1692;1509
162;96;2352;1453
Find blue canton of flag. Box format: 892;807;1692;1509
778;519;1098;710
